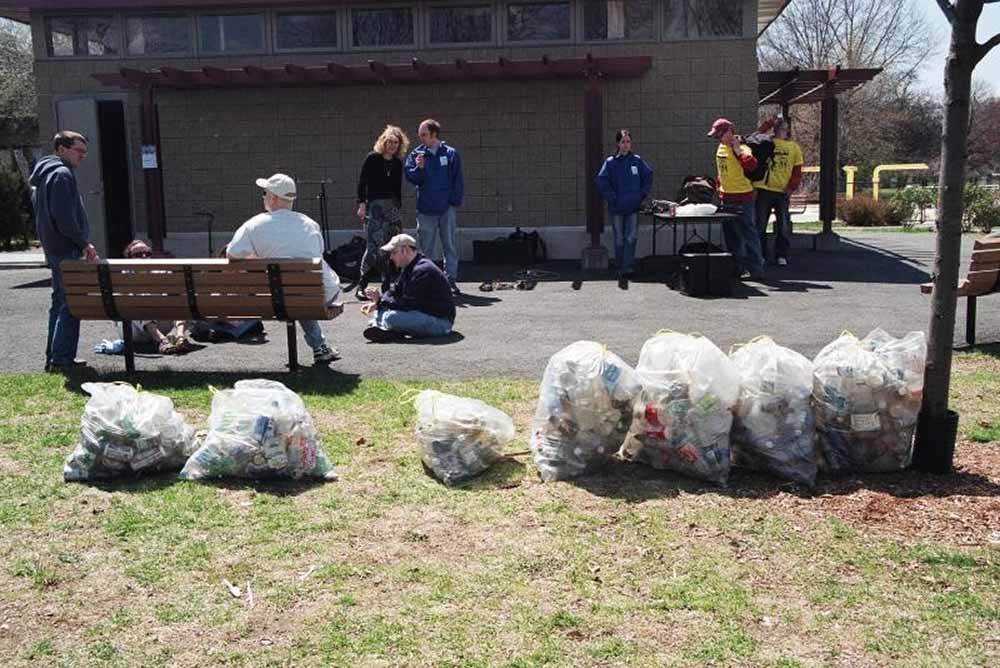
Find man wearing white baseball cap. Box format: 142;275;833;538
359;233;455;342
227;173;343;364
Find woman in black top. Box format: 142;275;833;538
355;124;409;300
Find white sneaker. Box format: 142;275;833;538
313;344;341;364
777;257;788;267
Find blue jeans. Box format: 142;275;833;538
722;200;765;274
299;320;328;351
416;207;458;281
610;212;638;275
755;189;792;261
371;307;452;338
46;253;81;365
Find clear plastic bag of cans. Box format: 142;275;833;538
730;337;818;486
415;390;515;486
180;379;337;481
621;332;740;485
812;329;926;474
530;341;640;481
64;382;197;481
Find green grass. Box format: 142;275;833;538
0;359;998;668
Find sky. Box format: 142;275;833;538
916;1;1000;94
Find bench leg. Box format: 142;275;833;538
286;321;299;371
966;296;977;346
122;319;136;373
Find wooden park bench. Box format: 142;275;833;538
920;237;1000;345
62;258;335;372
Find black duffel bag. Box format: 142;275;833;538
324;235;367;282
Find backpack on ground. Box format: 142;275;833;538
325;235;366;282
743;132;775;183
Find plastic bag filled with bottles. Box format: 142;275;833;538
530;341;640;481
64;382;197;481
180;379;336;481
621;332;740;485
415;390;515;486
812;329;926;474
730;337;817;486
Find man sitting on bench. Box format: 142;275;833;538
360;234;455;343
227;173;343;364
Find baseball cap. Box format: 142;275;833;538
255;173;297;200
707;118;734;138
381;233;418;252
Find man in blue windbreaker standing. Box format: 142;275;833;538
404;119;464;296
596;129;653;285
30;130;98;372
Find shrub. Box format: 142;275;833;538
962;184;999;233
883;195;915;227
0;157;30;249
837;196;889;226
896;186;937;224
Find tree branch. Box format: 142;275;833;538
977;32;1000;64
935;0;956;24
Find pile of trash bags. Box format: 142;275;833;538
530;341;640;481
812;329;926;473
180;379;337;481
730;337;817;486
415;390;515;486
621;332;740;485
64;382;197;481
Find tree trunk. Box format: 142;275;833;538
913;0;984;472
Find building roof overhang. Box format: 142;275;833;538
92;54;652;89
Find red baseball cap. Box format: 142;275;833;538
707;118;734;138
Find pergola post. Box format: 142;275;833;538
582;75;608;269
819;93;839;236
140;86;167;253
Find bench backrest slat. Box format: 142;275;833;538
62;258;330;321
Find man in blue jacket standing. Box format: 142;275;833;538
404;119;464;296
30;131;98;372
596;129;653;286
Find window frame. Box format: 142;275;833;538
501;0;574;45
348;3;419;51
195;11;269;57
424;1;497;49
44;13;122;59
122;12;196;58
272;7;343;54
578;0;658;44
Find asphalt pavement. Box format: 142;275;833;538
1;232;996;380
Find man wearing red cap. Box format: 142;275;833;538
707;118;765;280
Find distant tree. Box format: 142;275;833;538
0;19;36;145
759;0;940;188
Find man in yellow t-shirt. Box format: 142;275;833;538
708;118;765;280
753;116;803;267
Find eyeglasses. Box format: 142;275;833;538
130;250;152;258
68;146;88;156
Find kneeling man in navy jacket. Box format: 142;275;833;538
362;234;456;343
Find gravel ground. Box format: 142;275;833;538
2;232;996;380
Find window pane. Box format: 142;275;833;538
127;16;192;55
687;0;742;37
507;3;570;41
46;16;119;56
199;14;264;53
663;0;686;38
429;6;492;44
352;8;414;47
583;0;653;40
276;12;338;50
